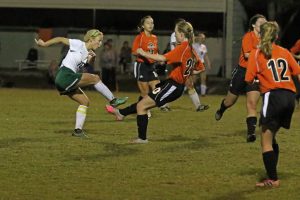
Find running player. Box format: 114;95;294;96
245;21;300;188
106;20;205;143
35;29;127;137
215;14;267;142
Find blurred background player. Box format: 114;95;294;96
106;20;205;143
193;32;211;96
245;21;300;188
215;14;267;142
35;29;127;137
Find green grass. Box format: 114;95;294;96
1;88;300;200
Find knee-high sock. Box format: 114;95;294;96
75;105;88;130
137;114;148;140
119;103;138;116
246;116;257;135
272;143;279;167
94;81;114;101
262;151;278;181
188;88;201;109
201;84;207;96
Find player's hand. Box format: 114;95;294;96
35;38;46;47
88;50;96;58
136;48;145;56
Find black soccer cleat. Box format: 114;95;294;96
247;133;256;143
215;109;223;121
72;129;89;138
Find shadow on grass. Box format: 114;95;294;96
159;136;213;152
212;188;258;200
218;130;246;138
0;137;45;148
68;142;139;161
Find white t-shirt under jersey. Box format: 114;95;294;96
61;39;89;73
170;32;176;50
192;43;207;63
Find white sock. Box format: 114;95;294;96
188;88;201;109
94;81;114;101
201;84;207;96
75;105;88;130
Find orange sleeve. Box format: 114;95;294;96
290;40;300;54
287;49;300;75
242;33;253;54
245;49;258;83
132;34;141;54
164;45;182;64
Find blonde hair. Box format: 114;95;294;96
260;21;279;58
175;20;195;60
83;29;103;42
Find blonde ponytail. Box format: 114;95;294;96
260;22;279;58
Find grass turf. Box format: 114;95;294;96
0;88;300;199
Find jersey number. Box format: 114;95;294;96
267;59;289;82
184;58;195;76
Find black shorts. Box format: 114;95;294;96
229;65;260;95
260;89;295;133
148;79;185;107
133;61;159;82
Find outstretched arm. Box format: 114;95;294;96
35;37;69;47
136;48;166;62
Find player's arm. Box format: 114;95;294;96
204;54;211;69
137;48;166;62
35;37;69;47
245;50;258;84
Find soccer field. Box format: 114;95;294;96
0;88;300;199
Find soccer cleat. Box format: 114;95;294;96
247;133;256;143
160;106;171;112
110;97;128;107
196;104;210;112
72;129;89;138
130;138;148;144
215;109;223;121
256;179;280;188
105;105;124;121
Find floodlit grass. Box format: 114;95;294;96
0;88;300;199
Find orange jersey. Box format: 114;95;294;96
132;32;158;63
164;41;204;84
290;39;300;54
239;31;260;68
245;44;300;93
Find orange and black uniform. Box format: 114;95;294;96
132;32;159;82
246;44;300;182
246;44;300;131
148;41;204;107
135;41;204;141
230;31;260;95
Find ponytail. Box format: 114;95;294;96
259;22;279;58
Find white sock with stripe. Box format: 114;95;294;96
75;105;88;130
188;88;201;109
94;81;114;101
